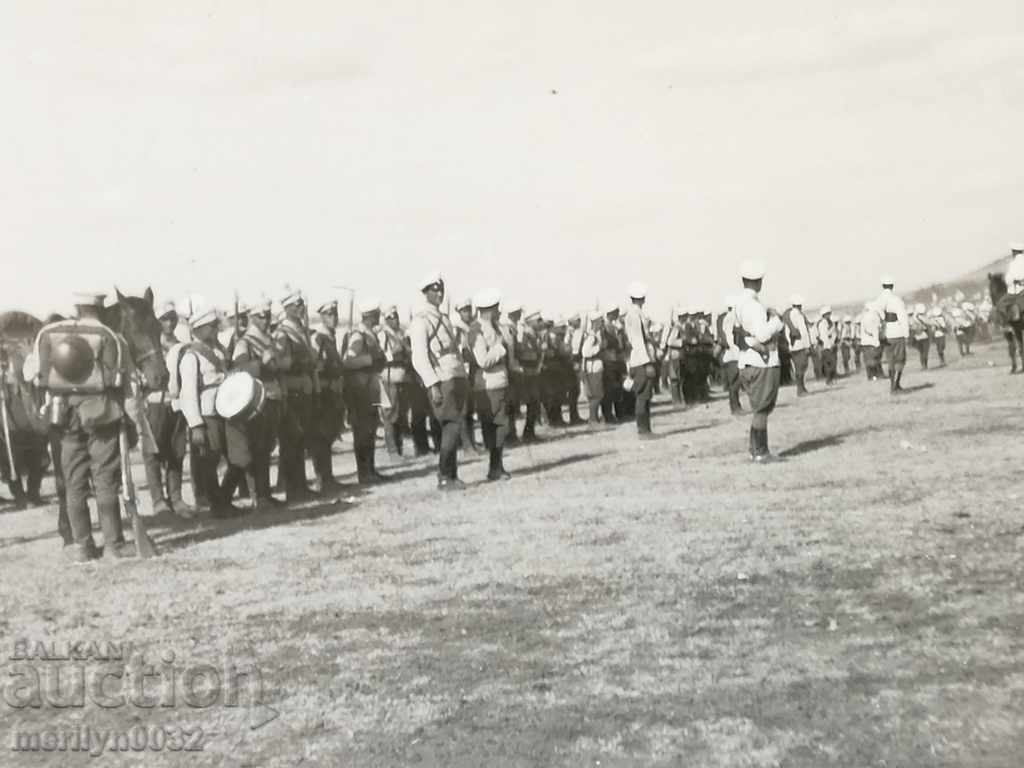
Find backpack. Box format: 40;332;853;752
35;320;123;395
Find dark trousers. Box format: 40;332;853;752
934;337;946;365
567;369;582;423
600;363;622;421
279;391;312;498
629;364;654;433
886;339;908;390
474;387;509;475
311;386;344;482
862;345;882;379
344;376;380;481
519;373;541;437
410;380;440;454
665;357;683;403
141;403;187;505
914;338;930;369
61;422;123;549
722;361;742;412
430;378;469;480
840;343;851;374
820;348;837;384
382;380;409;455
790;349;810;393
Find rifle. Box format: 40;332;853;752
119;420;157;558
0;347;20;488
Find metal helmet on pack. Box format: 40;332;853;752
51;335;96;384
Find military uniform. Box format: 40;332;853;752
341;302;387;484
782;298;811;395
311;301;345;489
378;308;412;457
230;302;287;504
468;290;513;480
909;304;932;370
409;273;469;490
623;283;658;436
142;305;192;517
564;315;584;425
542;320;570;427
452;301;484;452
601;310;625;419
660;314;685;405
274;292;319;501
816;310;838;385
929;308;948;367
877;278;909;393
839;317;854;375
33;295;134;560
580;314;606;424
859;304;884;380
719;300;743;414
515;312;544;441
735;262;784;462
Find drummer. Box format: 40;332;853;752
177;305;246;518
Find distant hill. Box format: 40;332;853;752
826;255;1008;318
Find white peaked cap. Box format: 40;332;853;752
419;271;444;291
627;281;647;299
454;296;473;310
789;294;804;307
158;301;178;319
739;259;766;280
930;307;943;317
504;299;523;314
723;295;736;308
914;303;926;313
359;298;381;315
473;289;501;310
880;274;895;285
189;307;219;329
1011;242;1024;252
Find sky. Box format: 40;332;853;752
3;1;1022;320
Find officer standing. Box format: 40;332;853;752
601;306;625;419
815;307;838;386
501;302;523;444
452;298;484;453
468;290;513;481
877;276;909;394
410;273;470;491
839;316;854;375
230;299;287;506
275;291;319;502
341;300;388;485
782;296;811;396
623;283;658;437
378;305;411;459
311;300;345;491
734;262;784;462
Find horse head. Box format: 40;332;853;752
104;287;169;391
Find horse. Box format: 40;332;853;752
988;273;1024;373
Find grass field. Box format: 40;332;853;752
2;342;1023;767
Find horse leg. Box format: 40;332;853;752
1007;330;1018;373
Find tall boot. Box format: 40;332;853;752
166;467;197;518
220;465;242;503
487;446;510;481
245;471;261;512
748;427;757;459
460;415;484;454
97;499;126;555
568;394;583;425
143;456;169;514
7;480;27;510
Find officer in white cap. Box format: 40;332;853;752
274;289;319;501
734;260;785;462
838;315;854;376
782;295;811;395
409;273;470;490
623;282;658;436
876;276;909;393
342;299;388;484
601;305;627;421
815;306;838;385
467;289;514;480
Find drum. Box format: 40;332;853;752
214;371;266;421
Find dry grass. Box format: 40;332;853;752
2;344;1023;767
